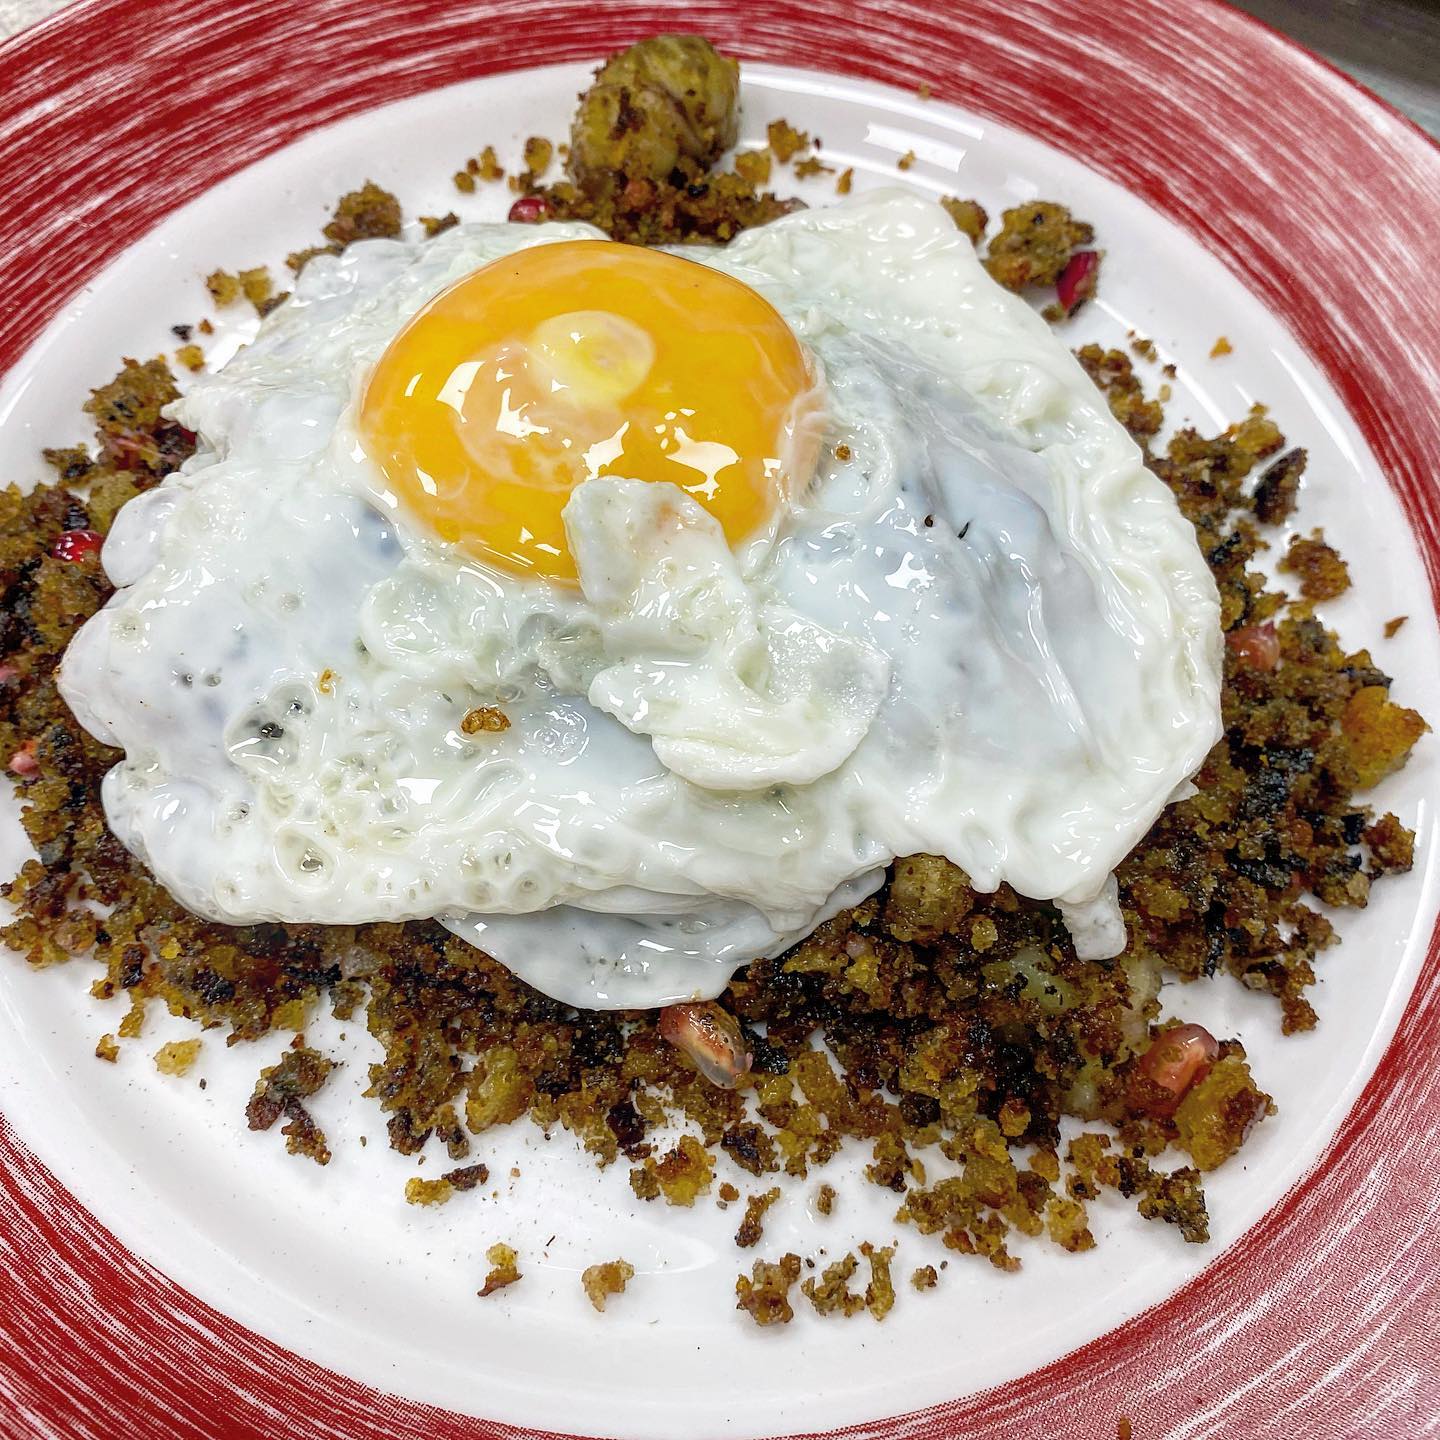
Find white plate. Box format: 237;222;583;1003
0;61;1435;1440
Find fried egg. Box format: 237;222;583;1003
59;191;1221;1007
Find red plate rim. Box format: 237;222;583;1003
1;1;1438;1435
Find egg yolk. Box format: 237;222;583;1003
358;240;819;581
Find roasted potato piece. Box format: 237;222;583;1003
568;35;740;193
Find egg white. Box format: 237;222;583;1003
59;191;1220;1007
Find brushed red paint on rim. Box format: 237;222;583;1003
2;1;1438;1435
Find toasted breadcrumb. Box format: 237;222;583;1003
766;119;809;163
1211;335;1233;357
154;1038;201;1075
461;706;510;735
174;345;204;373
802;1252;864;1316
95;1033;119;1063
736;1252;802;1326
911;1264;938;1291
734;1186;781;1248
479;1243;521;1297
1384;616;1408;639
581;1258;635;1312
1280;529;1351;601
896;149;916;171
405;1176;454;1206
940;196;988;245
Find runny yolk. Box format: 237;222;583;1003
358;239;820;582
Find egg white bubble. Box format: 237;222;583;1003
58;191;1221;1009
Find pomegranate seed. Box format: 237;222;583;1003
1130;1022;1220;1117
1227;621;1280;672
657;1001;753;1089
51;528;104;563
1055;249;1100;316
507;195;551;224
8;741;38;776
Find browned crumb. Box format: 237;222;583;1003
734;1186;781;1248
285;245;333;275
479;1243;521;1297
835;167;854;195
1340;686;1428;790
815;1182;836;1216
453;171;477;194
95;1033;119;1064
246;1046;336;1166
238;267;273;314
174;344;204;373
323;182;403;247
1174;1056;1273;1171
632;1134;714;1206
733;149;772;188
581;1258;635;1312
794;156;835;180
316;668;337;696
883;854;974;941
1211;335;1233;358
1384;616;1408;639
473;145;504;181
736;1252;802;1326
834;443;852;462
1118;1420;1134;1440
117;994;145;1039
766;119;809;163
1130;336;1158;363
154;1038;201;1075
911;1264;938;1291
717;1180;740;1205
896;149;916;172
461;706;511;735
520;136;554;185
917;81;933;99
205;270;241;306
1073;345;1164;441
860;1242;896;1319
419;212;460;238
802;1252;865;1316
1158;382;1173;403
940;196;988;245
1279;529;1351;601
1365;812;1416;876
984;201;1093;290
405;1176;454;1206
1045;1196;1096;1252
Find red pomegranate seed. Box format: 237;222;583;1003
507;195;551;224
1130;1022;1220;1117
52;528;104;563
1227;621;1280;672
1055;249;1100;316
8;741;38;776
657;1001;753;1089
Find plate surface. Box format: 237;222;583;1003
0;3;1438;1438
